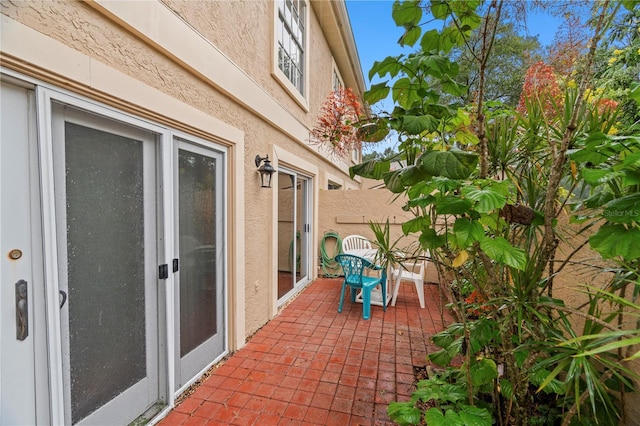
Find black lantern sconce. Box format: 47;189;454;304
255;155;275;188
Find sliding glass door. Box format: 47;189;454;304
277;169;311;301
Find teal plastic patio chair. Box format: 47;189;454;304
335;254;387;320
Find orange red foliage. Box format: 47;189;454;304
516;61;564;120
310;88;363;158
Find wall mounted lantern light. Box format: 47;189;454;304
255;155;275;188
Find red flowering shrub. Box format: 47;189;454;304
595;98;619;115
464;289;492;318
310;88;363;158
517;62;564;121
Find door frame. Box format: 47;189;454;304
37;87;171;424
276;167;312;304
270;147;318;312
0;79;51;425
30;85;232;424
51;104;162;425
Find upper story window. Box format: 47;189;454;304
277;0;305;95
333;68;343;92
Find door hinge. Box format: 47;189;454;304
159;264;169;280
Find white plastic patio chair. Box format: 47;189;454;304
391;251;429;309
341;235;372;254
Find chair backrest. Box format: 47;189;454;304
395;250;430;277
335;254;372;286
342;235;372;253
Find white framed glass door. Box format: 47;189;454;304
52;104;161;425
174;138;226;388
277;168;311;302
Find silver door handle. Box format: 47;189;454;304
59;290;67;309
15;280;28;341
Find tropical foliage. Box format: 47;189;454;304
314;0;640;424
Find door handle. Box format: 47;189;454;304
59;290;67;309
15;280;28;341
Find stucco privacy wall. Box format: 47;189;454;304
549;220;640;423
318;189;440;284
0;1;362;339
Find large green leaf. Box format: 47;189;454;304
441;75;467;96
568;133;615;165
439;26;464;53
435;196;473;215
393;77;422;109
398;164;433;187
458;405;492;426
499;379;513;399
420;150;478;179
402;215;431;235
425;408;464;426
469;358;499;386
401;115;439;134
383;169;408;193
420;28;441;53
581;168;616;186
430;0;451;19
369;56;404;80
419;228;446;249
392;0;422;26
364;82;390;105
453;218;484;247
589;224;640;259
399;26;422;47
461;186;507;213
479;237;527;270
603;193;640;224
349;158;390;180
387;402;421;426
429;348;454;366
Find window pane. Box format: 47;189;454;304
277;0;305;93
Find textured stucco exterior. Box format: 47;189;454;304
1;0;368;422
1;0;365;337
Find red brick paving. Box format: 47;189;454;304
158;277;452;425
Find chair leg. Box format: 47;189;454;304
361;288;371;320
382;280;387;312
414;279;425;309
391;273;402;306
338;281;347;313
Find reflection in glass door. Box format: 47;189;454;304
277;169;311;301
175;140;225;388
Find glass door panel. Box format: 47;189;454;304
65;123;146;422
277;171;295;298
175;140;225;387
295;175;309;286
53;105;159;425
277;169;311;302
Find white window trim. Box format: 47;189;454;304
332;58;344;92
272;0;309;111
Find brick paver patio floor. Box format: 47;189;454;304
159;277;452;425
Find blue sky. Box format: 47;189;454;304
345;1;563;90
344;1;564;151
